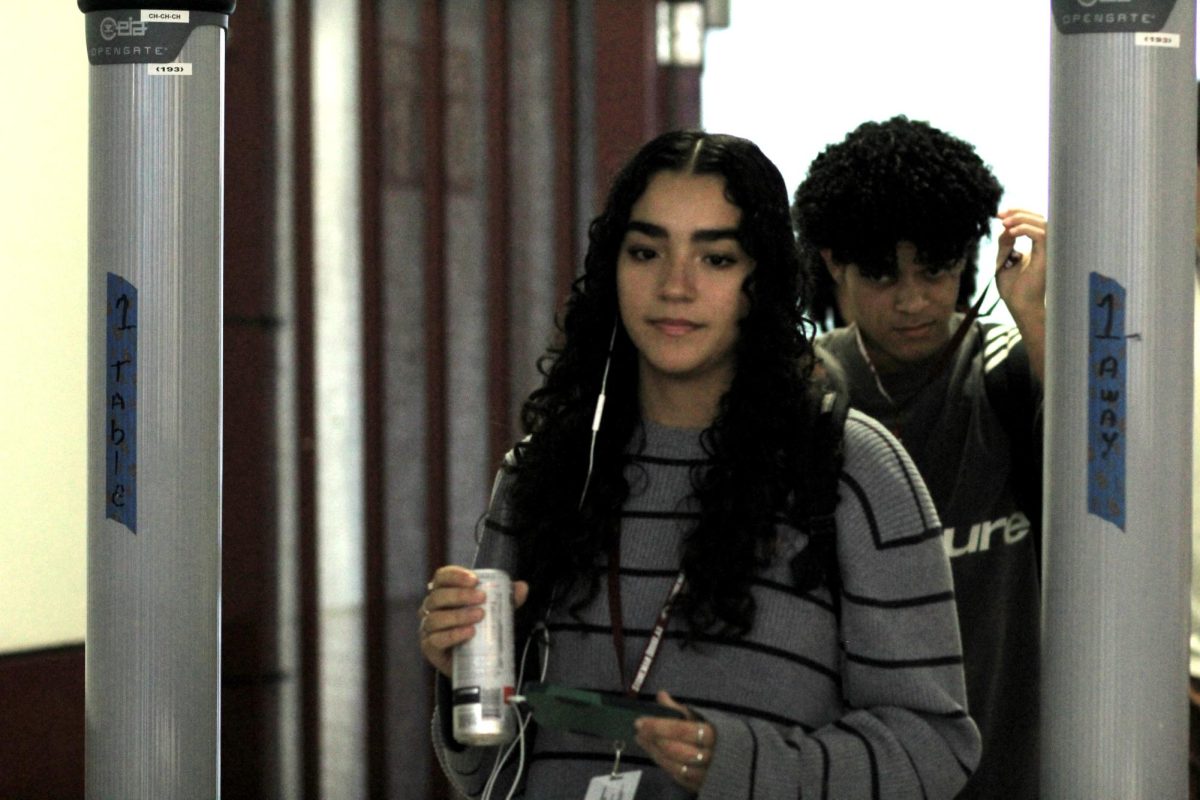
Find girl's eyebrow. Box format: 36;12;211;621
692;228;740;243
626;220;667;238
626;220;741;243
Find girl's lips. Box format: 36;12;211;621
651;319;701;336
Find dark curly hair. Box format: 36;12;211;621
506;130;831;640
792;116;1003;329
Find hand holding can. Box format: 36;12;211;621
418;566;485;678
418;567;530;745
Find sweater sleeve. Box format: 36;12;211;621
697;411;980;800
431;465;526;799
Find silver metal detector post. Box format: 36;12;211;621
1044;1;1195;795
81;3;233;797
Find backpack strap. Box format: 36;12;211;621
982;332;1044;578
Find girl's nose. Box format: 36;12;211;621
658;254;695;299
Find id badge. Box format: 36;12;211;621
583;769;642;800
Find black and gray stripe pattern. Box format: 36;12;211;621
434;410;979;799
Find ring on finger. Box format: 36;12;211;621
680;764;688;778
696;725;705;746
694;751;704;765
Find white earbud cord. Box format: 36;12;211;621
483;321;615;797
480;624;551;800
578;322;619;510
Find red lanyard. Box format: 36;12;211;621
606;530;685;697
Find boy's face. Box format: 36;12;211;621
822;240;964;374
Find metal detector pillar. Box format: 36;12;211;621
1043;1;1195;795
81;2;234;797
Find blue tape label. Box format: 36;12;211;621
106;273;138;534
1087;272;1126;531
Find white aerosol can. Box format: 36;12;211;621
451;568;516;745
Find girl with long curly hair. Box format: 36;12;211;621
419;130;979;799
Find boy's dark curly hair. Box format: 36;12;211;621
507;130;831;640
792;116;1003;329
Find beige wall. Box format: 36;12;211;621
0;5;88;651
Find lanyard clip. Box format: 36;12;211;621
610;740;625;777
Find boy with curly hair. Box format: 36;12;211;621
793;116;1047;799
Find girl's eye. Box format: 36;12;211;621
704;253;737;268
867;273;896;286
625;245;658;261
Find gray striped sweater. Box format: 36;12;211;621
434;410;980;799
